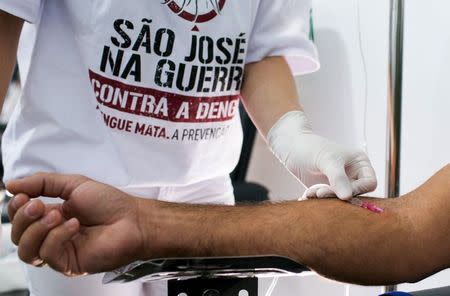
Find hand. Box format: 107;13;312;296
6;173;147;276
268;111;377;200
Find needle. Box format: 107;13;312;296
349;197;384;214
300;184;384;214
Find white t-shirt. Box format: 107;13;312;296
0;0;319;191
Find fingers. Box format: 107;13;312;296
349;159;378;196
322;165;353;200
300;184;332;200
11;199;80;272
316;186;336;198
39;218;80;273
352;178;378;196
354;167;377;195
305;153;377;200
322;151;377;199
304;178;377;200
301;184;340;199
8;193;30;222
6;173;90;200
17;210;63;266
11;200;46;245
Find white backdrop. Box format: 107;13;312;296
398;0;450;292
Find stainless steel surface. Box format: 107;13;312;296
103;256;309;284
384;0;405;293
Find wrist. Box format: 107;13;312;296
267;110;312;143
135;197;161;260
266;110;314;160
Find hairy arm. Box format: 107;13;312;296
6;166;450;284
141;166;450;285
0;10;23;111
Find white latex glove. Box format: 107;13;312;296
267;111;377;200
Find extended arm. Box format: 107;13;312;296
7;165;450;284
0;10;23;111
140;167;450;285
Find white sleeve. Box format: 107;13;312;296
0;0;43;23
246;0;320;76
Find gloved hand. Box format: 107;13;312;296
267;111;377;200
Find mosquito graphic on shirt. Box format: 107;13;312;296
163;0;222;22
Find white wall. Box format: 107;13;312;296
247;0;449;294
398;0;450;292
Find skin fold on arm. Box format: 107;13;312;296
6;165;450;285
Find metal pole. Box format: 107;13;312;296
384;0;404;293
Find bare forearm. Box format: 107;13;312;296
0;11;23;111
241;57;302;136
139;166;450;285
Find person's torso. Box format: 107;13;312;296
3;0;262;191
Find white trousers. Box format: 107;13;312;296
27;176;235;296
